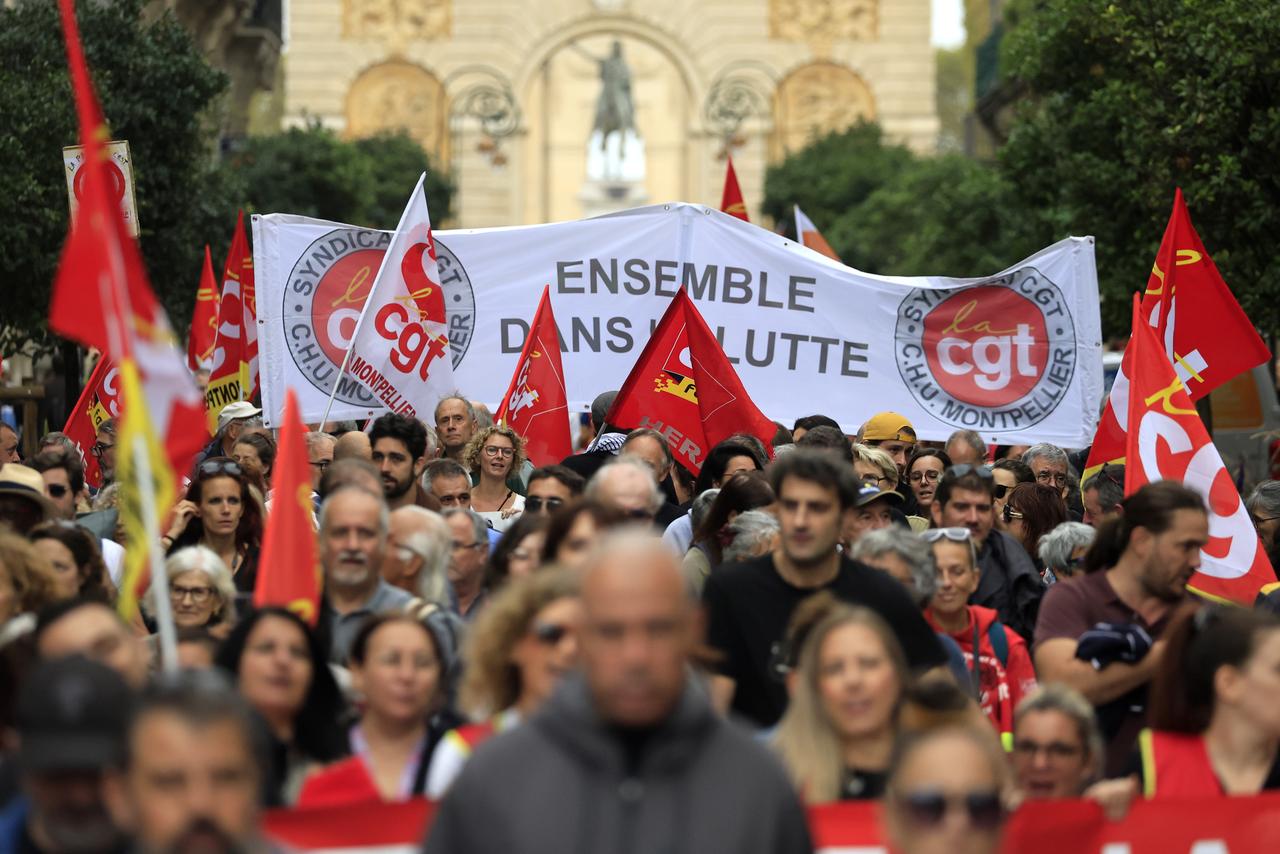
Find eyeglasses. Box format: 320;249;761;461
525;496;564;514
909;470;941;483
451;540;485;552
920;527;972;543
945;464;993;480
170;584;214;604
198;459;243;478
46;483;70;498
90;441;115;458
1003;505;1024;524
894;788;1005;830
309;459;331;470
1035;470;1068;487
530;621;573;645
1012;740;1084;761
1253;514;1279;528
483;446;515;458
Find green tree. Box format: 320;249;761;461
0;0;241;355
998;0;1280;336
231;124;454;230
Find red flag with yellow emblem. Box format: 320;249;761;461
605;290;774;476
495;286;572;466
255;389;321;625
187;245;220;371
1123;294;1275;604
719;155;749;222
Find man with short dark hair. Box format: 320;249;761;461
434;395;477;462
945;429;987;467
35;599;150;689
524;465;584;516
424;531;814;854
370;413;434;511
305;431;337;494
320;485;412;662
424;458;473;509
0;657;132;853
703;450;946;727
93;419;118;486
930;466;1043;640
104;672;266;854
790;414;840;444
795;425;853;464
1081;466;1125;527
28;449;86;520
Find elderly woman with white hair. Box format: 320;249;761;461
143;545;237;637
721;509;780;565
1036;521;1096;584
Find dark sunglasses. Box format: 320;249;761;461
945;464;993;480
525;496;564;514
198;459;243;478
530;621;573;645
993;484;1010;500
896;788;1004;830
46;483;69;498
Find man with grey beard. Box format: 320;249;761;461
320;484;412;663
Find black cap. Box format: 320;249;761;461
16;656;133;773
854;481;904;509
590;391;618;431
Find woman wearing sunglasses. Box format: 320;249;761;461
922;527;1037;746
462;425;527;534
298;614;463;806
1139;603;1280;797
426;568;581;798
904;449;952;510
772;592;909;802
1002;483;1067;580
164;457;263;593
884;725;1010;854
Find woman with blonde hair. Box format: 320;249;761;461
462;424;527;533
425;568;581;797
0;532;58;647
773;591;910;802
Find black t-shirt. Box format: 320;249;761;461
702;553;947;728
842;767;888;801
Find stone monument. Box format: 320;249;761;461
577;40;648;216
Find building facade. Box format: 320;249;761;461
283;0;938;227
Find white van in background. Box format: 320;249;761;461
1208;364;1280;488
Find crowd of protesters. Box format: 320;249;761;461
1;391;1280;853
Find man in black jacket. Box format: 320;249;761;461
424;531;813;854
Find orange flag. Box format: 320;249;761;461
495;286;572;466
255;389;321;625
720;155;749;222
1123;294;1275;604
605;289;774;476
187;245;220;371
206;211;254;429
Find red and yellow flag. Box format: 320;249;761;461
206;211;255;430
61;355;119;489
495;286;573;466
255;389;322;625
1123;295;1275;604
719;155;749;222
187;245;220;372
605;289;774;476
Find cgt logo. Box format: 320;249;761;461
284;228;475;408
895;268;1076;432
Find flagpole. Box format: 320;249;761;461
133;431;178;674
319;172;427;427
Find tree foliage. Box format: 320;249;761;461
0;0;239;355
231;124;455;230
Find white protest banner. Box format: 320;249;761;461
254;204;1103;446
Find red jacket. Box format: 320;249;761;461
297;756;382;807
925;604;1037;741
1138;730;1222;798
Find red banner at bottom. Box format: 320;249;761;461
264;792;1280;852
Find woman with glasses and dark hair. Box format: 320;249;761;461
1138;602;1280;797
27;521;114;602
298;614;463;806
1002;482;1068;580
905;449;953;509
884;724;1010;854
163;457;263;592
772;592;909;802
426;569;581;798
462;425;527;534
214;606;349;805
922;527;1036;746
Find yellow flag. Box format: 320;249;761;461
115;358;177;621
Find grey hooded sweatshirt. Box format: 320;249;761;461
423;673;813;854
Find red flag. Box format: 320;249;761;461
62;356;120;489
1123;295;1275;604
205;211;254;429
720;155;749;222
1084;189;1271;482
51;0;206;483
605;290;774;475
494;286;572;466
187;245;220;371
794;205;841;261
255;389;321;625
1143;188;1270;397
